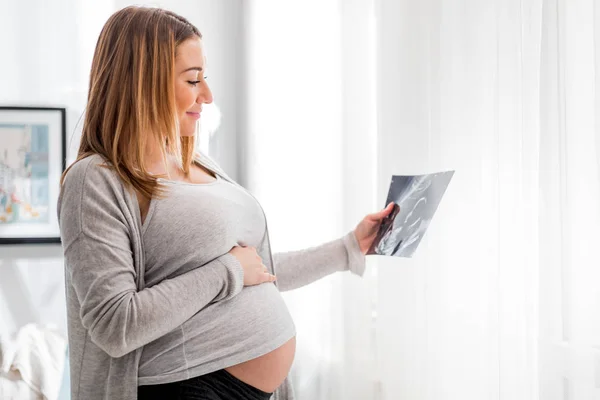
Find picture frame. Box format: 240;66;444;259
0;106;66;244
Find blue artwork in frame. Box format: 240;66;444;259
0;107;66;244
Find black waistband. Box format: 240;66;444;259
138;368;273;400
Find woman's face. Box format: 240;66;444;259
174;37;213;137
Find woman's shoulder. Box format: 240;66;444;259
58;154;128;245
63;154;118;187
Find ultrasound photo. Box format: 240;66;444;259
367;171;454;258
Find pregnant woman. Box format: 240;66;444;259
58;6;395;400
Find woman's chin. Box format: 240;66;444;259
178;120;197;137
178;125;196;137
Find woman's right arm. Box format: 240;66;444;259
59;158;244;358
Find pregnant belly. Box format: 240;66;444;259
225;336;296;393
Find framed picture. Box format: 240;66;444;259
0;107;66;244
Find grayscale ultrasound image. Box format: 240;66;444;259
367;171;454;258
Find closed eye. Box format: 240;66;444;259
187;77;208;87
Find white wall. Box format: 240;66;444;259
0;0;242;338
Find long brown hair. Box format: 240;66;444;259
61;6;202;199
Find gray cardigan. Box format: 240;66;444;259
58;152;366;400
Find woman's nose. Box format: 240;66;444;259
198;83;213;104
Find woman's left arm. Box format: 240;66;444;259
274;231;364;292
274;203;395;292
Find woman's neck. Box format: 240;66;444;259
144;139;174;177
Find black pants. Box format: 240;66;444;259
138;369;273;400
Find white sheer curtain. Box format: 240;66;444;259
376;0;600;398
241;1;377;399
376;0;542;397
243;0;600;399
538;0;600;398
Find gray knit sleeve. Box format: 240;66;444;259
59;158;244;358
273;230;366;292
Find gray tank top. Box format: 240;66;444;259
138;174;296;385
